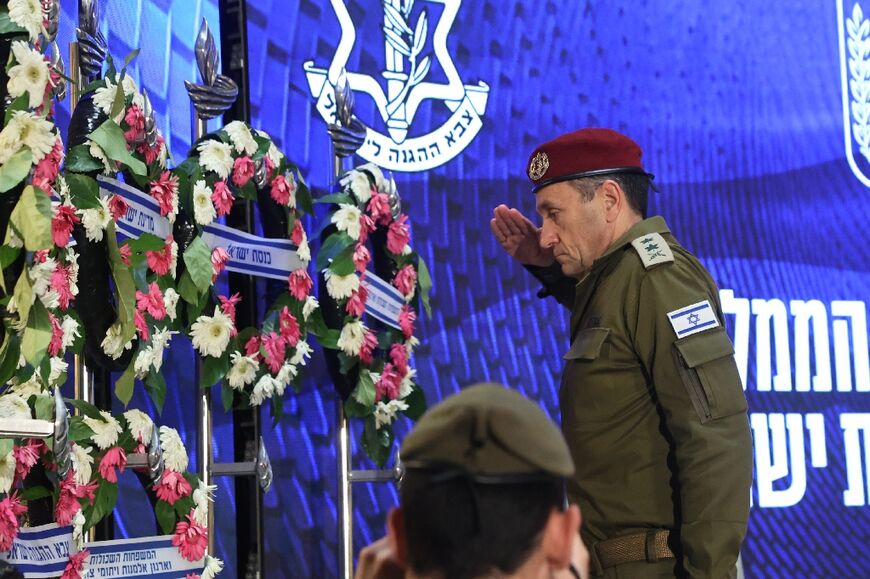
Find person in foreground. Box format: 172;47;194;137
355;382;590;579
490;128;752;578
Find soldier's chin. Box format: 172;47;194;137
558;260;583;278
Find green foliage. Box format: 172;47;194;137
403;386;426;421
66;398;103;420
183;237;213;293
362;416;394;468
0;332;20;387
106;222;138;343
0;10;25;35
21;299;51;367
329;244;356;276
0;148;32;192
90;120;146;176
416;255;433;318
114;358;136;406
86;482;119;532
65;173;102;208
145;372;167;414
10;185;52;250
68;417;96;443
316;231;355;272
12;267;32;325
65;145;104;174
155;499;177;535
200;350;230;389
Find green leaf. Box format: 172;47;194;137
200;350;229;389
115;358;136;406
297;182;314;215
338;351;358;375
403;385;426;421
10;185;52;251
0;439;11;457
177;270;200;305
106;222;138;343
19;486;52;501
11;268;31;326
125;232;167;253
270;395;285;426
33;394;54;421
237;181;256;201
316;232;355;272
0;148;32;192
65;173;102;209
90;120;147;176
2;94;28;126
109;82;126;123
0;10;25;35
64;145;104;174
416;256;433;318
145;372;167;413
122;48;141;69
21;300;51;367
221;384;235;412
0;244;19;270
88;482;119;531
68;417;95;442
183;237;213;293
329;244;356;276
362;416;393;468
174;157;199;176
0;332;20;387
353;370;376;408
66;398;104;420
155;500;176;535
314;192;354;206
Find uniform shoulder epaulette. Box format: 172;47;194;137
630;232;674;269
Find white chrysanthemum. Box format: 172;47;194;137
331;204;362;240
340;169;372;204
224;121;257;155
150;328;174;373
401;244;412;256
324;270;360;300
250;374;280;406
266;141;283;169
56;174;70;200
302;295;319;321
115;73;137;97
399;367;417;399
10;372;43;397
70;443;94;486
83;411;123;450
192;480;216;526
227;352;257;390
92;78;119;116
133;347;155;378
374;399;409;430
197;140;233;179
101;321;133;359
72;509;86;550
79;196;112;242
0;394;30;419
192;179;216;226
337;320;366;357
0;122;22;165
29;256;57;308
8;0;42;41
47;357;67;386
202;555;224;579
88;139;114;174
290;340;313;367
168;238;179;278
296;232;310;263
159;426;188;472
163;288;180;321
0;451;15;494
60;316;81;352
358;163;387;192
7;41;48;109
7;110;55;162
190;307;234;358
276;362;297;388
123;409;154;444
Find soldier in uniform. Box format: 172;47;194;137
490;128;753;578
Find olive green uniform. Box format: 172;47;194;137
529;216;752;578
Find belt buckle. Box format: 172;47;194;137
644;529;659;564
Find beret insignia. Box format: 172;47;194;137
528;151;549;181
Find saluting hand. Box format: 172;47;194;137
490;205;554;267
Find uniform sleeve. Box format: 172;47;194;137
631;258;752;579
524;262;576;309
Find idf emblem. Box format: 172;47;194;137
303;0;490;172
839;1;870;186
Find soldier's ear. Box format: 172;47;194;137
386;507;409;567
541;504;583;569
599;180;623;222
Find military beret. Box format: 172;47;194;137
527;128;653;192
401;383;574;479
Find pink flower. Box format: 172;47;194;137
123;104;145;143
387;214;410;254
51;204;79;248
219;293;242;325
290;218;305;246
211;180;234;216
392;265;417;299
399;306;416;340
55;475;83;526
33;139;63;193
50;264;75;310
270;174;296;206
375;363;402;402
119;244;132;266
134;310;150;341
211;247;231;282
232;156;255;187
154;470;192;505
390;342;409;375
358;330;378;365
0;492;28;552
34;250;48;263
264;154;275;178
137;134;164;166
358;214;375;245
136;282;167;320
261;332;286;374
13;440;43;482
108;194;130;221
98;447;127;483
244;335;261;359
146;236;175;276
353;244;371;273
287;270;312;301
48;312;64;356
278;307;300;347
186;575;201;579
150;171;179;217
345;284;367;318
172;512;209;562
367;193;392;225
62;550;89;579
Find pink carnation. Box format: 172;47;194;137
172;512;209;562
262;332;286;374
392;265;417;299
134;310;150;341
387;214;410;254
270;174;296;206
33;250;48;263
98;447;127;483
50;264;76;310
211;247;231;282
345;284;367;318
51;204;79;248
0;492;28;552
219;293;242;326
154;470;192;505
136;282;166;320
358;330;378;365
375;363;402;402
290;219;305;246
358;214;375;245
108;194;130;222
123;105;146;143
287;269;312;301
119;244;132;266
33;138;63;192
279;307;300;348
146;236;175;276
211;180;234;216
61;550;89;579
367;193;392;225
55;473;97;526
13;440;43;482
47;312;64;357
389;342;409;376
399;305;416;340
353;244;371;273
232;156;255;187
150;171;179;218
244;335;261;359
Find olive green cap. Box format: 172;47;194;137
401;383;574;478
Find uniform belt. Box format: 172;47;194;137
594;530;674;569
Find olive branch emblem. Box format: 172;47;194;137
382;0;431;119
847;3;870;162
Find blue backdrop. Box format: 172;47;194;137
52;1;870;577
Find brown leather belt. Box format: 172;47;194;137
594;530;674;569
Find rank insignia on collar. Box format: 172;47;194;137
630;232;674;269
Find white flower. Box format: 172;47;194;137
163;288;180;321
92;78;119;116
224;121;258;155
116;73;137;98
168;239;179;278
151;328;174;371
324;270;360;300
197;140;233;179
290;340;313;367
0;394;30;418
192;480;216;526
202;555;224;579
331;204;362;240
337;320;367;357
79;196;112;242
358;163;387;192
7;41;49;109
56;174;70;200
374;399;409;430
8;0;43;41
227;352;257;390
193;180;216;226
48;357;67;386
266;142;283;169
401;244;412;256
302;295;319;321
159;426;188;472
399;367;417;399
123;409;154;444
0;122;22;165
0;451;15;494
250;374;279;406
29;256;57;308
101;321;133;359
133;347;155;378
83;411;123;450
296;231;311;263
340;169;373;204
70;443;94;486
10;372;43;397
60;315;81;350
405;336;420;355
72;509;86;550
276;362;297;389
4;226;23;248
190;307;234;358
6;110;55;162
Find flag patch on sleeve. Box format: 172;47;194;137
667;300;720;339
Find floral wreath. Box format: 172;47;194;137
317;163;431;466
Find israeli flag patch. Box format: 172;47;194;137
667;300;720;339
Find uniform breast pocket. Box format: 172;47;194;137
564;328;610;361
673;327;747;423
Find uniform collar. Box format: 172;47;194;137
578;216;670;282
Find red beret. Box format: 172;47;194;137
527;128;652;192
